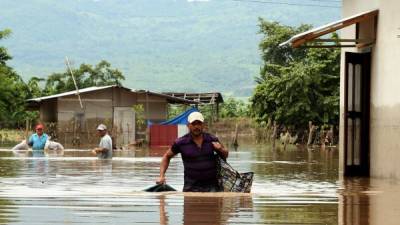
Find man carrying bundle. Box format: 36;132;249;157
156;111;229;192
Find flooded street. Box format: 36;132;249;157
0;143;396;224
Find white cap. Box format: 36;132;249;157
97;124;107;131
188;111;204;124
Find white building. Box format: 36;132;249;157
283;0;400;179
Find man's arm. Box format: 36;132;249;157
92;136;112;154
156;149;176;184
212;142;229;159
27;135;33;147
93;147;107;154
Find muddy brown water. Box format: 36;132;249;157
0;144;396;225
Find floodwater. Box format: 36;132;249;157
0;143;398;225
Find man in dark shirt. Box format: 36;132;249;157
157;111;229;192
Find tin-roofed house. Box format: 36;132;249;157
26;85;197;148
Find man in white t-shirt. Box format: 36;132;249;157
92;124;113;159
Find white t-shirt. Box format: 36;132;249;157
98;134;112;159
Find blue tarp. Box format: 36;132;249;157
148;107;198;126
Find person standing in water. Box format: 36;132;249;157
92;124;113;159
156;111;229;192
28;124;48;150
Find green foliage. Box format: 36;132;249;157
0;29;37;128
27;76;45;98
0;29;12;65
42;60;125;95
167;97;248;124
220;97;249;118
0;69;28;127
167;105;189;120
257;20;311;68
132;104;145;130
0;29;124;128
250;19;340;128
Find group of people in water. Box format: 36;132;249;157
14;122;113;158
13;111;230;192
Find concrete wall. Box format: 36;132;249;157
341;0;400;179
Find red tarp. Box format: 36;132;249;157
150;125;178;146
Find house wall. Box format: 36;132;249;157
341;0;400;179
42;87;169;148
39;99;57;122
56;88;113;147
111;88;168;121
137;93;168;122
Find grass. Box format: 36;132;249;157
0;129;26;147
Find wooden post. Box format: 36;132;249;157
216;103;220;122
25;118;29;140
73;116;77;146
232;123;239;149
283;131;290;151
327;125;334;146
271;121;278;150
85;120;90;145
211;104;215;123
64;132;67;148
307;121;316;147
127;123;130;145
266;118;272;142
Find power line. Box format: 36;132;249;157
296;0;341;2
230;0;341;8
226;0;341;8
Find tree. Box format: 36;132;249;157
27;76;45;98
250;19;340;129
0;29;34;127
0;29;126;128
257;19;311;80
43;60;125;95
0;29;12;65
220;97;248;118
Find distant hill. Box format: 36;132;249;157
0;0;340;96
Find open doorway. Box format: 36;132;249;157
344;52;371;176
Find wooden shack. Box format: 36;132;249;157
26;85;196;148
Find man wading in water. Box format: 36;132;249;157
156;111;229;192
92;124;113;159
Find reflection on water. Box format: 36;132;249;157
338;177;400;225
158;193;254;225
339;178;370;225
0;143;396;224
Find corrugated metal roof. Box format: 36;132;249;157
27;85;116;102
134;90;199;104
162;92;224;104
280;9;379;48
26;85;198;104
